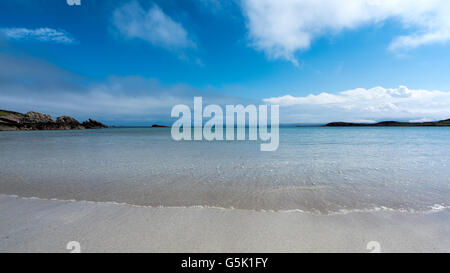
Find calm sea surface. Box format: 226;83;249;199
0;127;449;214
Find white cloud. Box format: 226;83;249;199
264;86;450;123
389;31;450;51
241;0;450;64
0;28;75;44
112;0;195;49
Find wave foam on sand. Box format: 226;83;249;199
3;194;449;215
0;194;449;253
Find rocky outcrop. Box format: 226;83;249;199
0;110;24;130
23;111;53;124
151;124;169;128
56;116;85;130
21;111;57;130
325;119;450;127
82;119;109;129
0;110;108;131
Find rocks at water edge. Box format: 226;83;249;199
56;116;85;130
0;109;108;131
82;119;109;129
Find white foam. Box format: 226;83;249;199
429;204;450;212
1;193;449;216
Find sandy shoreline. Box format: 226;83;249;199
0;194;448;253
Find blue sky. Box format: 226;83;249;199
1;0;450;124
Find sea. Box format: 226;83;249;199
0;127;449;215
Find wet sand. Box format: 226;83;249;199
0;194;448;253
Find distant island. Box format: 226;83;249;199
110;125;169;128
0;110;108;131
324;119;450;127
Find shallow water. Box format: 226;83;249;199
0;127;449;214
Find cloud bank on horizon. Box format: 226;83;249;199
1;51;449;124
242;0;450;64
0;53;250;124
264;86;450;123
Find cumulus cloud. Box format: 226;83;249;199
264;86;450;123
241;0;450;64
0;27;75;44
112;0;195;49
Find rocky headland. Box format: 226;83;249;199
0;110;108;131
151;124;169;128
325;119;450;127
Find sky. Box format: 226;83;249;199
1;0;450;124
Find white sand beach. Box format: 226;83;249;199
0;194;448;253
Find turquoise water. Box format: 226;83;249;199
0;127;449;214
